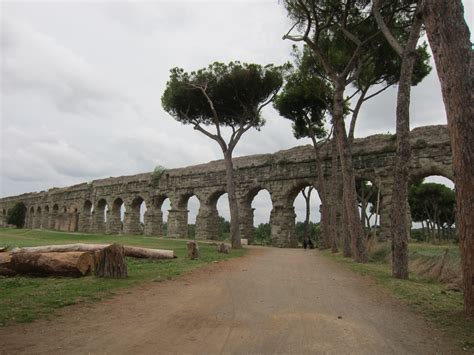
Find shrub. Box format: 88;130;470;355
6;203;27;228
151;166;167;185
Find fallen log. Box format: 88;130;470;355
0;253;16;276
11;244;175;259
1;252;94;277
123;245;176;259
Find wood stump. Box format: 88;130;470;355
94;244;128;278
217;243;230;254
187;241;200;260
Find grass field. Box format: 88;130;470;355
0;228;246;326
322;243;473;351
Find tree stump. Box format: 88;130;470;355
94;244;128;278
217;243;230;254
187;241;200;260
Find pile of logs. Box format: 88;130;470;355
0;243;176;278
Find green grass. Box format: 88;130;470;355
321;244;473;351
409;242;461;258
0;228;246;326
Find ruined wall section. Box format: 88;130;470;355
0;125;452;246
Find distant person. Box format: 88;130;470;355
303;238;308;249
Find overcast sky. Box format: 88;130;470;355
1;1;472;225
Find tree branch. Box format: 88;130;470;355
188;83;223;139
363;82;392;102
372;0;404;56
193;124;227;151
348;86;369;142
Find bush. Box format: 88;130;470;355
6;203;27;228
253;223;271;245
411;229;426;242
151;166;167;185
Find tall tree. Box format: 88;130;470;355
422;0;473;314
273;49;333;249
281;1;427;262
373;0;425;279
301;186;314;244
162;62;285;248
283;0;375;262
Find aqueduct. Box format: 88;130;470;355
0;125;453;247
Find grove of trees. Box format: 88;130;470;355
409;181;456;242
161;1;472;314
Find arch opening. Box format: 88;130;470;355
83;200;93;214
251;189;273;245
187;195;200;238
409;174;456;243
292;184;321;248
355;178;382;241
161;197;170;236
214;192;230;240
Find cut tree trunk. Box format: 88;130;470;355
423;0;474;315
0;253;15;276
94;244;128;278
187;241;200;260
124;246;176;259
2;252;94;277
11;244;175;259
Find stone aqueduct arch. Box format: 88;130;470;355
0;125;453;247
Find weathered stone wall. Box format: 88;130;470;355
0;125;453;247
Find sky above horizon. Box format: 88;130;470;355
1;1;471;225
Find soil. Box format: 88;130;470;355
0;247;462;354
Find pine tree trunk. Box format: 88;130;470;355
388;2;423;279
333;84;367;263
423;0;473;314
223;150;241;249
303;188;312;243
329;137;340;252
391;56;415;279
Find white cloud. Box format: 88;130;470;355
1;17;138;117
0;0;471;224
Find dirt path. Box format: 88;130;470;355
0;247;461;354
